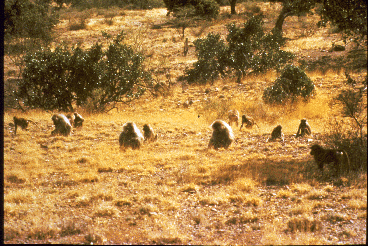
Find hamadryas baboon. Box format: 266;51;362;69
66;112;84;128
296;118;311;137
13;116;33;135
208;120;234;150
119;122;144;150
143;124;158;142
240;115;259;130
310;144;350;175
228;109;239;127
51;114;72;136
268;125;284;142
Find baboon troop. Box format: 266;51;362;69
143;124;158;142
228;109;239;127
67;112;84;128
119;122;144;150
310;144;350;175
208;120;234;150
51;114;72;136
268;125;284;142
296;118;311;137
240;115;258;130
13;116;33;135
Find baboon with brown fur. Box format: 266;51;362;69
240;115;259;130
66;112;84;128
119;122;144;150
310;144;350;175
228;109;239;127
296;118;311;137
208;120;234;150
51;114;72;136
268;125;284;142
13;116;33;135
143;124;158;142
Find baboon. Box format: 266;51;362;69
268;125;284;142
228;109;239;127
296;118;311;137
13;116;33;135
66;112;84;128
51;114;72;136
208;120;234;150
143;124;158;142
240;115;259;130
119;122;144;150
310;144;350;175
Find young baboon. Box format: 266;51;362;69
268;125;284;142
119;122;144;150
66;112;84;128
13;116;33;135
310;144;350;175
143;124;158;142
296;118;311;137
51;114;72;136
208;120;234;150
240;115;259;130
228;109;239;127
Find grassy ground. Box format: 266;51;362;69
3;2;367;244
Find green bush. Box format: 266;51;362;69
181;33;228;84
262;65;315;105
17;31;152;112
5;0;59;41
180;16;294;84
164;0;219;18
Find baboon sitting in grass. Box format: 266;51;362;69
66;112;84;128
240;115;259;130
119;122;144;150
228;110;239;127
296;118;311;137
208;120;234;150
13;116;34;135
143;124;158;142
268;125;284;142
310;144;350;175
51;114;72;136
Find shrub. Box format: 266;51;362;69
164;0;220;18
16;31;152;112
180;16;294;84
263;65;315;105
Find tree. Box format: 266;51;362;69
163;0;220;18
16;31;153;112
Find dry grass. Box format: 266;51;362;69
3;1;367;245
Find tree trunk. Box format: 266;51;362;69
230;0;237;15
274;7;292;35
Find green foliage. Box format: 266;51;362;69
60;0;164;9
4;0;59;41
318;0;367;39
164;0;219;18
180;16;294;84
17;31;152;112
263;65;315;105
181;33;228;84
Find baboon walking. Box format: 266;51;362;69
119;122;144;150
296;119;311;137
51;114;72;136
208;120;234;150
240;115;259;130
268;125;284;142
310;144;350;175
13;116;34;135
228;109;239;127
143;124;158;142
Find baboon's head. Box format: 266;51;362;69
310;144;322;156
301;119;307;125
212;121;224;132
123;122;134;133
143;124;150;133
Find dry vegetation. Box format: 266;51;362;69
3;2;367;244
